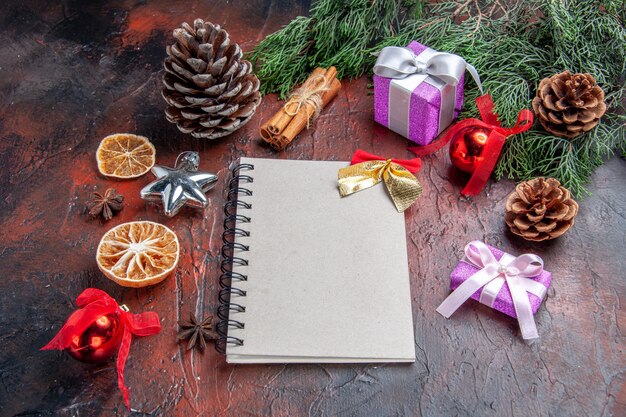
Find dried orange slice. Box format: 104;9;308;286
96;221;180;287
96;133;156;179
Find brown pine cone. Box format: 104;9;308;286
162;19;262;139
505;178;578;242
532;71;606;139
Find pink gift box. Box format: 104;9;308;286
450;243;551;318
373;41;465;145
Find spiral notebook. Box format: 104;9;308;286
216;157;415;363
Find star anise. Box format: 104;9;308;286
177;313;218;352
87;188;124;221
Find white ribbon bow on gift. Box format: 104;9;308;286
373;46;483;93
436;241;547;339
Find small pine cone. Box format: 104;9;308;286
505;178;578;242
532;71;606;139
162;19;262;139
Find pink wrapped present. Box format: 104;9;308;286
437;241;551;339
373;41;482;145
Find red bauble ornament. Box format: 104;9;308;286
65;312;124;363
449;127;492;173
409;94;533;196
42;288;162;409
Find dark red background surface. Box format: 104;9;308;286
1;1;624;416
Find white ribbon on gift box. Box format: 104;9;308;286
436;241;547;339
373;46;483;139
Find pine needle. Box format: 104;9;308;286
250;0;626;197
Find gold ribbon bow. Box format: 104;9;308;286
338;159;423;212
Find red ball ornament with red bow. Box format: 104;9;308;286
65;311;124;363
410;94;534;196
448;127;492;173
41;288;161;409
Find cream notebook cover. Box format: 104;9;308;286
219;157;415;363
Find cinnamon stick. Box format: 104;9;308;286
259;120;273;140
259;66;341;151
268;67;327;134
277;78;341;150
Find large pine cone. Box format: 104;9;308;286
505;178;578;242
532;71;606;139
162;19;261;139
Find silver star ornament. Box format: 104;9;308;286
140;151;218;217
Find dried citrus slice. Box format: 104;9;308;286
96;221;180;287
96;133;156;179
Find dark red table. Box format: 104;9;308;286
1;1;624;416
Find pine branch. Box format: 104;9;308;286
250;0;626;197
248;0;415;98
540;0;626;109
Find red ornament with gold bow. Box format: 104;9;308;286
409;94;533;196
41;288;161;409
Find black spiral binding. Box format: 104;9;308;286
215;163;254;354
